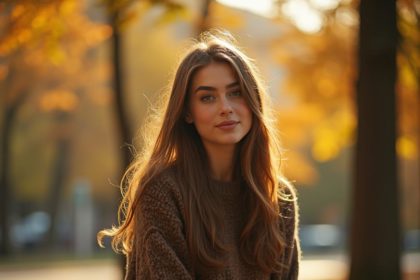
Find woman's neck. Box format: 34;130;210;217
204;144;236;182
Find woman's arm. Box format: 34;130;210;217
272;181;301;280
285;183;300;280
286;238;300;279
125;175;194;280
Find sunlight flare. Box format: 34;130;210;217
216;0;277;18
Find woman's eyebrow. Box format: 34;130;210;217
194;81;239;94
226;81;240;88
194;85;216;93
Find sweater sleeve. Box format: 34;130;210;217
272;181;301;280
285;183;300;280
125;174;194;280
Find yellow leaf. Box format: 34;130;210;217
312;126;340;162
59;0;76;15
0;64;8;80
210;2;245;28
397;136;417;160
281;150;319;186
40;90;78;112
11;4;25;19
154;4;190;26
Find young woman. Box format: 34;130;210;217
98;32;300;279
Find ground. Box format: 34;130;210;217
0;253;419;280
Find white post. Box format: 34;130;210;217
73;180;94;257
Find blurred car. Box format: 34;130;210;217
11;211;50;249
299;224;345;252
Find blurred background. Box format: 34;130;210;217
0;0;419;279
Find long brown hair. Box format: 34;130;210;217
98;30;293;273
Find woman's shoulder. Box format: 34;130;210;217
277;177;298;218
277;177;299;245
147;165;178;188
141;165;183;205
135;166;187;243
278;177;297;202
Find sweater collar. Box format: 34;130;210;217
209;178;243;198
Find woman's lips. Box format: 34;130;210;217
216;121;239;130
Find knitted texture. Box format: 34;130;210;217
125;168;300;279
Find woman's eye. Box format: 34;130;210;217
229;91;242;97
200;95;215;102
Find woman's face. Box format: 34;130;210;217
187;62;252;151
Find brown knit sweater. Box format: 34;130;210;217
125;168;300;279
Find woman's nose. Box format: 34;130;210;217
220;96;233;115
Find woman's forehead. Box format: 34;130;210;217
191;62;239;89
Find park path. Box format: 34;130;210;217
0;259;122;280
0;253;419;280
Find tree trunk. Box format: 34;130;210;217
45;112;72;249
0;85;27;256
350;0;401;279
196;0;212;36
110;9;133;273
111;12;133;170
0;105;14;256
